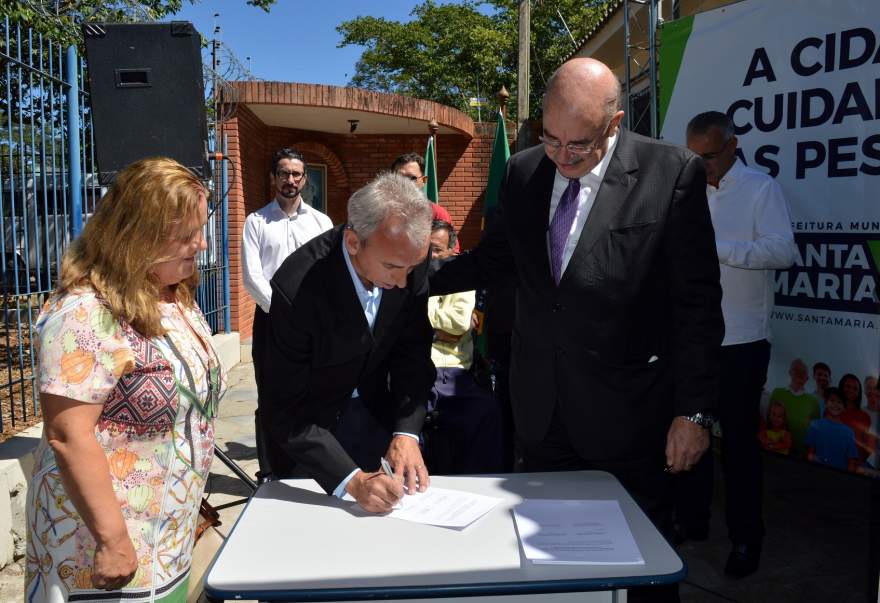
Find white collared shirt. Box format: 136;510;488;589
340;238;383;399
707;158;798;346
341;238;383;333
547;132;619;277
241;198;333;313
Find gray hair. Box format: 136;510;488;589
347;171;433;247
686;111;735;141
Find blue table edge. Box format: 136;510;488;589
205;568;688;601
202;484;688;601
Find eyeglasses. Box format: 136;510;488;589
696;137;734;162
276;169;305;181
540;119;613;156
697;148;728;162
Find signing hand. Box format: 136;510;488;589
665;416;709;474
385;435;430;494
346;470;404;513
91;533;138;591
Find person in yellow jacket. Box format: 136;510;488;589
427;220;504;474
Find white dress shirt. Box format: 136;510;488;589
342;238;384;360
241;198;333;313
707;158;798;346
333;240;416;498
547;133;619;278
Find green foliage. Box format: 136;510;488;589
337;0;611;120
2;0;276;49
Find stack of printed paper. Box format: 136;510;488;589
513;499;644;565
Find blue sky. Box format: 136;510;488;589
174;1;431;86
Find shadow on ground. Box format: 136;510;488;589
220;440;257;461
679;452;875;602
205;472;255;499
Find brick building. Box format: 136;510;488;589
220;82;511;339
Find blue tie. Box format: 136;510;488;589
549;178;581;285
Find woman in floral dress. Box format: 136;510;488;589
25;157;226;602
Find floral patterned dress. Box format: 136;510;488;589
25;290;226;603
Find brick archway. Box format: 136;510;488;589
295;141;350;224
223;83;489;341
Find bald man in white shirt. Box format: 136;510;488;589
242;147;333;479
680;111;798;579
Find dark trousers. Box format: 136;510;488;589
676;339;770;547
519;404;679;603
252;307;277;479
487;333;515;471
427;367;504;474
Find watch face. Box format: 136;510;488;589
688;413;713;428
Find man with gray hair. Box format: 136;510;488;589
683;110;797;578
260;172;435;513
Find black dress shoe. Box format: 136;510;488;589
725;543;761;578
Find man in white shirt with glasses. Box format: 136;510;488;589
242;147;333;481
680;111;798;579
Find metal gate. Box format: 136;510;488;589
0;17;230;439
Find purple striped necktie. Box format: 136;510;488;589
549;177;581;285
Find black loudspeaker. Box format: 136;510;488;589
82;22;210;184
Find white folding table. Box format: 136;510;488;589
204;471;685;602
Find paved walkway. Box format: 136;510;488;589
204;348;261;518
189;346;260;602
7;346;872;602
198;349;875;603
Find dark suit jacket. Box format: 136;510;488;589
261;225;435;493
431;129;724;461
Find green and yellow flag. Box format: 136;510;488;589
483;109;510;228
424;135;440;203
474;109;510;358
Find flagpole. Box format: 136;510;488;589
425;119;441;204
474;88;513;362
428;119;439;173
498;85;509;119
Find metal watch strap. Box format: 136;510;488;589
682;411;715;429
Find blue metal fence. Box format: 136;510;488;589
0;18;96;437
197;134;232;335
0;18;230;437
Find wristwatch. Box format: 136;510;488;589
681;411;715;429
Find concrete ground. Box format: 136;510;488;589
189;349;262;603
9;345;873;602
197;347;877;602
677;451;874;602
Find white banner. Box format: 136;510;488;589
660;0;879;473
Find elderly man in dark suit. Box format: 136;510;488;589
260;172;435;513
430;58;723;602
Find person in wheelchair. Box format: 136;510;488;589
425;220;504;475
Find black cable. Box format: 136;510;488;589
203;151;237;218
221;154;238;204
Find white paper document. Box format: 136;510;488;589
354;487;503;529
512;499;644;565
